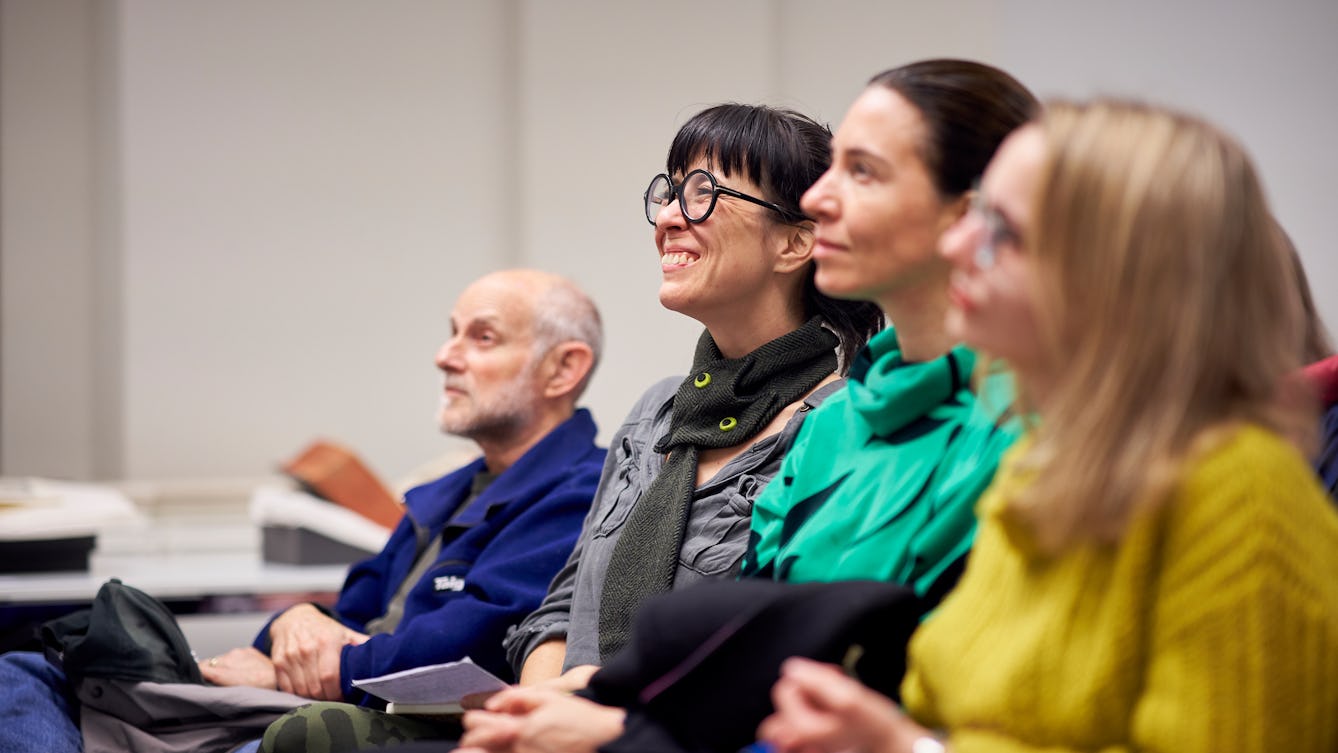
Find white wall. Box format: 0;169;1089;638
115;1;512;478
1;0;102;478
3;0;1335;482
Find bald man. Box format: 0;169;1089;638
0;269;609;753
201;269;608;703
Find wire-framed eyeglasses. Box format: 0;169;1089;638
969;182;1022;269
643;168;807;226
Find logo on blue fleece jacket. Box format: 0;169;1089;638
433;575;466;592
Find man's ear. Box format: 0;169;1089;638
541;341;595;400
774;223;816;275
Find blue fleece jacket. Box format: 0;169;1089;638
253;408;605;703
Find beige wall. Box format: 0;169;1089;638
4;0;1336;482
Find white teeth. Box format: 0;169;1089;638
662;252;697;266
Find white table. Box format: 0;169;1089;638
0;551;351;657
0;477;362;654
0;551;348;605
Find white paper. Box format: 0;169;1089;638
351;658;507;706
0;478;144;541
249;485;392;553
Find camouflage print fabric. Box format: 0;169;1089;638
260;702;460;752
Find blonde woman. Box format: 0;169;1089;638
759;100;1338;752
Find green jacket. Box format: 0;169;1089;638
742;327;1019;600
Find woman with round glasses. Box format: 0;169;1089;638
759;101;1338;753
450;105;884;752
508;101;882;684
257;102;880;753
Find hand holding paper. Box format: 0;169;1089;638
352;658;508;715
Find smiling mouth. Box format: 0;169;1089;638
661;251;699;267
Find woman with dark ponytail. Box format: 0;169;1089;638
744;59;1038;602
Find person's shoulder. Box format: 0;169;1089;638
511;415;608;493
805;377;846;409
1318;402;1338;496
643;375;683;404
1158;424;1338;620
614;376;682;427
549;409;606;461
1187;423;1311;489
1171;423;1335;543
791;376;850;419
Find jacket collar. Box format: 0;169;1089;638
404;409;599;532
432;408;598;529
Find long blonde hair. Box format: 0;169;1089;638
1008;100;1315;551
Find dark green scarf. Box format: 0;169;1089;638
597;317;838;660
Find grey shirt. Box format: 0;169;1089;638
504;375;842;674
364;471;496;635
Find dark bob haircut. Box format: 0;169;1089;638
663;103;883;367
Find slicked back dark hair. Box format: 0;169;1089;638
870;59;1039;197
664;103;883;369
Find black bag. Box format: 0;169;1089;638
41;578;203;687
40;579;309;753
583;579;925;753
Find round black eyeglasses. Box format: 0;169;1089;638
643;168;807;226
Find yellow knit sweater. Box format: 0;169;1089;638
902;425;1338;752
